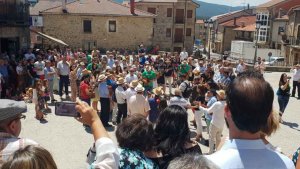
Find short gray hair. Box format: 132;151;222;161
167;153;219;169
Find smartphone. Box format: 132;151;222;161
55;102;80;117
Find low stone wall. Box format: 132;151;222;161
231;62;291;72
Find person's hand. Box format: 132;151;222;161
75;101;100;126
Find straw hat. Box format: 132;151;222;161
80;62;85;66
216;90;226;100
117;78;125;85
130;80;139;88
174;88;182;96
135;84;145;92
98;74;107;82
153;87;164;95
82;69;91;76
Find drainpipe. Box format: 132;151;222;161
183;0;187;50
172;2;175;52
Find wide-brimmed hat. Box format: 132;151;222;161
153;87;164;95
98;74;107;82
80;62;85;66
216;90;226;99
0;99;27;121
296;64;300;67
117;78;125;85
82;69;91;76
135;84;145;92
130;80;139;88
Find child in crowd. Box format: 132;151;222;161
43;79;50;110
32;79;46;121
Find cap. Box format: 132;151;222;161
0;99;27;121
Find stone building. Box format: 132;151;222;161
215;15;256;53
195;19;206;47
31;0;155;51
284;6;300;65
0;0;30;53
255;0;300;48
134;0;199;53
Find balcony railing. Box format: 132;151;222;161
0;3;30;26
289;37;300;46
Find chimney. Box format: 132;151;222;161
62;0;66;10
130;0;135;15
233;17;237;26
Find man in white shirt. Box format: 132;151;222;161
57;55;70;99
206;71;294;169
169;88;191;109
125;80;138;114
125;68;138;85
115;78;127;124
24;48;36;61
254;57;266;74
291;64;300;99
199;90;226;154
235;59;246;75
127;85;150;117
180;48;188;62
34;56;45;80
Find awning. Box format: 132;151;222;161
30;29;68;46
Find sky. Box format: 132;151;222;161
199;0;270;7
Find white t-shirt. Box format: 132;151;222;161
24;53;36;60
34;61;45;76
169;96;191;109
128;94;150;116
180;51;188;61
292;69;300;81
199;101;226;129
57;61;70;76
125;74;138;84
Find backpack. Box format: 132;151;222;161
182;81;192;98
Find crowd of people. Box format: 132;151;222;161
0;45;300;169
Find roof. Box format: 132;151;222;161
233;23;255;32
40;0;155;17
220;15;256;27
196;20;204;24
257;0;285;8
135;0;200;7
30;0;75;15
210;10;243;21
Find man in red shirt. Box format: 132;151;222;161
80;74;91;105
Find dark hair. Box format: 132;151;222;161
1;145;57;169
226;70;274;133
279;73;287;86
116;114;154;151
158;95;168;113
154;105;191;156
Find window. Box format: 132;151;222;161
186;28;191;36
109;20;116;32
166;28;171;37
256;11;270;42
83;20;91;33
175;9;184;23
187;10;193;18
241;31;245;37
147;8;156;14
167;8;172;17
83;40;97;51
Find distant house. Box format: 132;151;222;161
0;0;30;53
30;0;155;51
255;0;300;48
210;8;254;54
284;6;300;65
134;0;199;53
195;20;206;47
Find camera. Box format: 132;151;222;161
287;76;292;80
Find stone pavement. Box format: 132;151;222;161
20;71;300;169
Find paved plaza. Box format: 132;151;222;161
20;71;300;169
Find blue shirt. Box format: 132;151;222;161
44;67;55;80
148;98;159;123
98;82;109;98
0;65;8;77
108;59;114;69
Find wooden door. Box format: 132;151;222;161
174;28;183;43
175;9;184;23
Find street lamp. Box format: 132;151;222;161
204;19;213;60
253;20;262;65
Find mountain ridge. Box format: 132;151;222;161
113;0;246;18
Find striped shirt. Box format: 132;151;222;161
0;132;38;166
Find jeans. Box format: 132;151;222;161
59;75;69;97
100;98;110;126
292;81;300;98
278;95;290;113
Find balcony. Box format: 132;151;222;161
235;36;253;42
0;3;30;26
289;37;300;46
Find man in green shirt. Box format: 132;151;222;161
142;65;156;95
178;61;191;76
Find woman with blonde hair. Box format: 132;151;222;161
1;145;57;169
